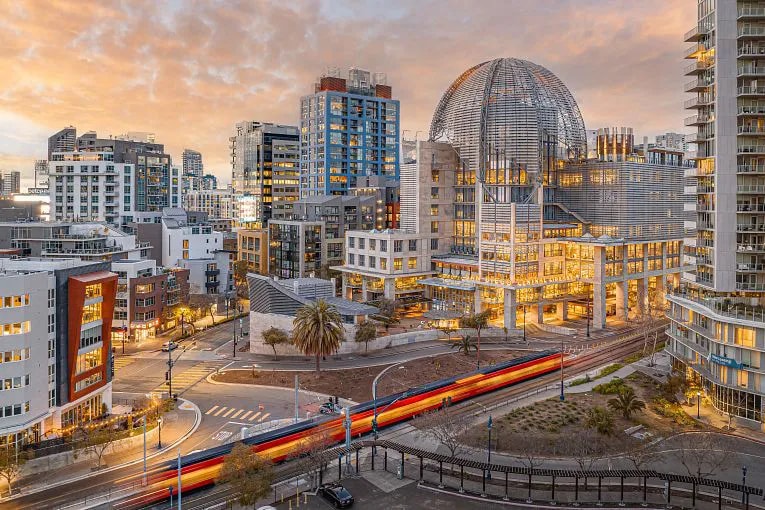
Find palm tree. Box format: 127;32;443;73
451;335;478;357
585;407;614;436
292;300;344;372
607;387;646;420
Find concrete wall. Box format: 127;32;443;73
22;423;158;476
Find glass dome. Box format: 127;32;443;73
429;58;587;178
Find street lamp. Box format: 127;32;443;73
522;304;526;342
157;417;163;449
696;391;701;419
742;466;748;504
487;416;493;479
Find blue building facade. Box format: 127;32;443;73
299;69;399;197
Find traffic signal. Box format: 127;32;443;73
165;371;169;380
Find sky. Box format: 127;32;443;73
0;0;695;191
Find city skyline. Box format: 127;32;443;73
0;0;693;189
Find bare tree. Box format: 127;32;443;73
0;446;27;496
413;406;472;461
514;434;546;501
621;436;658;491
82;425;121;470
189;293;218;325
558;429;605;489
674;433;732;479
288;428;334;491
218;443;273;508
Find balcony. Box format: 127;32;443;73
685;95;714;109
684;42;709;59
685;24;711;42
738;104;765;116
737;85;765;96
737;223;765;232
685;113;714;126
684;78;712;93
737;144;765;154
739;244;765;252
737;282;765;291
684;60;712;75
738;26;765;38
737;263;765;272
738;65;765;77
738;163;765;173
738;184;765;193
738;44;765;57
205;280;220;289
737;203;765;212
687;130;714;143
205;269;220;277
739;6;765;19
738;124;765;135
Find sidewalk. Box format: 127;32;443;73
12;398;200;498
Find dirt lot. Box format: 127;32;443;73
461;372;703;456
211;350;525;403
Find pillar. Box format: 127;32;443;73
384;278;396;300
555;301;568;321
361;278;368;302
527;304;542;324
655;275;666;309
615;280;628;321
474;288;483;314
342;275;350;301
637;277;649;317
503;288;517;329
593;282;607;330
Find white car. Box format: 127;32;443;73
161;342;178;352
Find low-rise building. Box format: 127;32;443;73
0;257;117;442
238;228;268;275
111;259;190;345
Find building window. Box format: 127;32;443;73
75;348;102;374
348;253;355;265
431;221;439;233
394;258;403;270
358;238;365;249
380;258;387;270
431;238;439;250
369;256;376;268
81;303;102;324
0;294;30;308
183;239;189;249
380;240;387;252
348;237;355;248
135;283;155;294
430;205;439;216
735;328;755;348
0;321;31;336
407;258;417;270
394;240;403;252
358;255;365;266
85;284;102;299
369;239;376;251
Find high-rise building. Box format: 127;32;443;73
47;127;76;160
0;171;21;195
75;130;180;211
594;127;635;162
182;149;204;177
299;67;400;197
656;132;689;153
201;174;218;190
183;188;233;219
667;1;765;429
230;122;299;226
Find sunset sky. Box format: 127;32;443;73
0;0;695;190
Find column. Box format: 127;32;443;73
384;278;396;300
361;278;368;302
655;275;666;309
474;288;482;314
615;280;628;321
342;275;349;300
637;277;649;317
593;282;607;330
503;288;517;329
555;301;568;321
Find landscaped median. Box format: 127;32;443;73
210;350;526;402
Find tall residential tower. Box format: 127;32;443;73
299;68;400;197
668;0;765;429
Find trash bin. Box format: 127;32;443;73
396;465;403;480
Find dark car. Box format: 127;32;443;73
319;402;337;414
318;483;353;508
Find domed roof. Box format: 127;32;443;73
429;58;586;176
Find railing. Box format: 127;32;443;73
738;124;765;134
737;263;765;271
738;44;765;56
737;65;765;76
740;6;765;18
738;26;765;37
737;184;765;192
737;163;765;173
737;85;765;95
684;42;707;59
669;291;765;322
737;223;765;232
684;78;712;92
684;95;713;108
737;144;765;153
737;204;765;212
738;244;765;252
737;281;765;291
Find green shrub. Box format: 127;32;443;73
599;363;624;377
569;375;591;387
593;378;628;395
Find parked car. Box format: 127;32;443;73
318;483;354;508
319;402;337;415
161;341;178;352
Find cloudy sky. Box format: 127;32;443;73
0;0;695;190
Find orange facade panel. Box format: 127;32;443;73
375;84;392;99
317;77;347;93
68;272;117;402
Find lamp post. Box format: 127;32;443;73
696;391;701;419
157;417;163;449
742;466;748;504
559;337;565;401
232;319;238;359
522;304;526;342
168;487;173;507
585;281;591;338
487;416;493;480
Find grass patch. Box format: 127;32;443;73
599;363;624;377
569;374;592;387
593;377;628;395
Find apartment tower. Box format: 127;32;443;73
668;0;765;429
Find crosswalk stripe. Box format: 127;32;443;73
248;412;261;422
230;409;243;419
240;410;252;421
205;405;219;416
259;413;270;422
222;408;235;418
213;407;227;417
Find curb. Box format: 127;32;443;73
8;397;202;502
204;372;358;406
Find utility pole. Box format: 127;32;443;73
343;407;352;474
294;374;299;424
232;319;237;358
559;337;565;401
167;346;173;399
177;448;182;510
142;415;147;486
